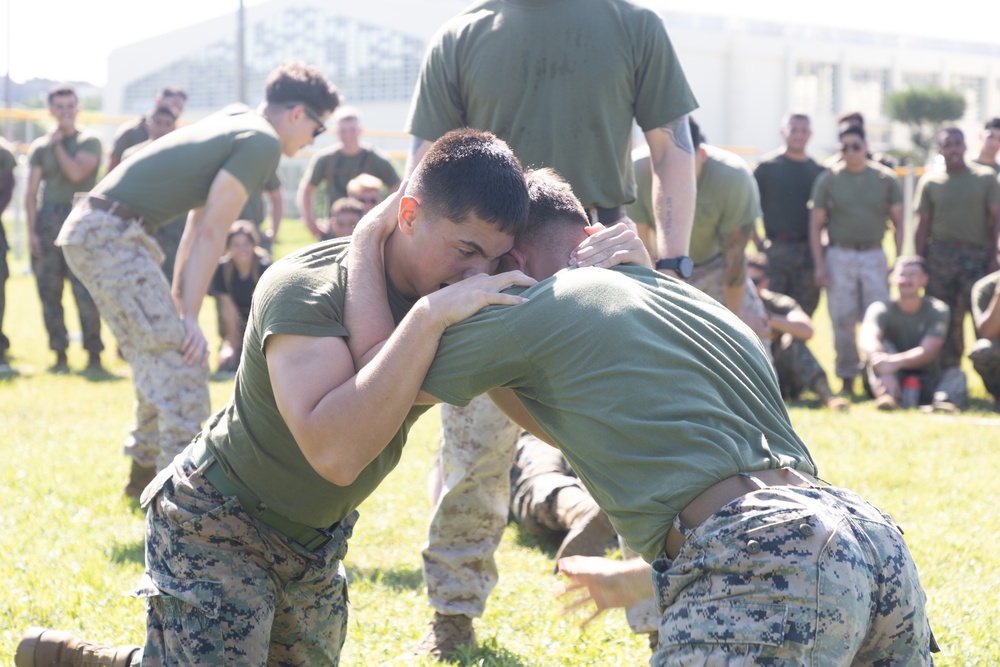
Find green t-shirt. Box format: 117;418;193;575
422;264;815;562
972;270;1000;343
688;145;761;264
111;115;149;162
753;151;824;241
915;163;1000;249
303;145;400;209
204;239;429;527
809;162;902;245
405;0;698;210
94;111;281;229
239;172;281;225
0;138;15;249
28;129;102;205
862;297;950;375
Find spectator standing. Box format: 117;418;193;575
298;106;400;239
970;270;1000;411
753;112;825;316
238;172;283;252
859;256;965;412
0;136;15;372
107;86;187;172
809;124;903;394
914;127;1000;370
25;85;104;372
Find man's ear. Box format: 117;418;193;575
508;247;527;273
397;195;420;235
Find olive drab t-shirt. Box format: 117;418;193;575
405;0;698;210
110;115;149;163
28;130;102;205
303;146;400;208
688;145;762;264
94;111;281;229
972;270;1000;343
862;297;950;376
204;239;429;528
809;162;902;246
422;264;815;562
915;162;1000;249
0;138;16;250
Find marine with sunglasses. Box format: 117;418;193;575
54;61;339;496
808;124;903;396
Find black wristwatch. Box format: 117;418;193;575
655;256;694;279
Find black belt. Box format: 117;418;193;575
767;233;808;243
193;442;336;551
588;206;624;225
79;194;143;223
831;241;881;251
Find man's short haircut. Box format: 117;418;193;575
894;254;928;275
746;251;769;274
937;126;964;145
985;117;1000;132
331;197;365;218
408;129;529;235
347;173;383;196
688;117;704;149
839;124;866;142
333;105;361;124
516;168;589;248
837;110;865;127
47;85;77;104
782;111;810;127
264;61;340;115
158;85;187;101
150;105;177;121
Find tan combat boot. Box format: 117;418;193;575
16;627;141;667
124;460;157;498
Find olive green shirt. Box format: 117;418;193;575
28;129;101;205
972;270;1000;343
205;239;429;527
862;296;950;376
423;265;815;562
94;111;281;229
809;162;902;245
915;162;1000;249
303;145;400;208
689;145;761;264
111;115;149;163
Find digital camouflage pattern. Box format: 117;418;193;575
136;449;355;666
824;246;890;379
651;484;932;665
425;394;520;618
31;205;103;354
58;205;209;469
765;240;820;317
925;243;992;369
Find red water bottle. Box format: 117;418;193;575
901;376;921;409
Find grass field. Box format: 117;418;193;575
1;220;998;665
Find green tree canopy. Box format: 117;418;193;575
885;87;966;160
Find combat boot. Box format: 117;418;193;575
399;612;476;661
16;627;140;667
815;377;848;411
124;460;157;498
553;486;617;563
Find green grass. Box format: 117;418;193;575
1;220;998;665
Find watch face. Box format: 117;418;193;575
657;256;693;278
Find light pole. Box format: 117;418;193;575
236;0;246;104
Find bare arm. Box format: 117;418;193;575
106;154;122;173
720;225;751;315
173;170;249;366
769;306;814;341
990;201;1000;273
975;279;1000;340
809;208;828;287
405;137;433;177
51;134;99;184
25;166;42;257
914;210;931;258
218;293;243;349
265;187;283;241
487;388;557;447
298;183;321;240
889;202;904;258
645;117;695;270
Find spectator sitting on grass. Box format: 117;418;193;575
213;220;271;374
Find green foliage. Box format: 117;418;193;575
1;222;998;665
885;88;967;159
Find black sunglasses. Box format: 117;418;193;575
841;142;864;152
288;103;326;138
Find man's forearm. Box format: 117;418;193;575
299;187;320;239
344;225;395;369
52;143;97;184
645;118;695;260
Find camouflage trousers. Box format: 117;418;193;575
509;432;586;536
969;338;1000;399
766;240;820;316
31;205;104;353
926;243;992;369
772;335;831;400
651;484;932;665
824;245;889;379
133;443;355;666
58;204;209;469
425;395;521;618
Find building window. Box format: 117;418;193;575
792;62;839;116
951;75;986;123
901;72;940;89
845;67;890;119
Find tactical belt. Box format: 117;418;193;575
192;441;335;551
664;467;822;559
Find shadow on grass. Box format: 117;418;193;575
79;367;126;384
111;540;145;566
508;523;561;558
346;564;424;591
448;636;530;667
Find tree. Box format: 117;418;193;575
885;87;966;161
